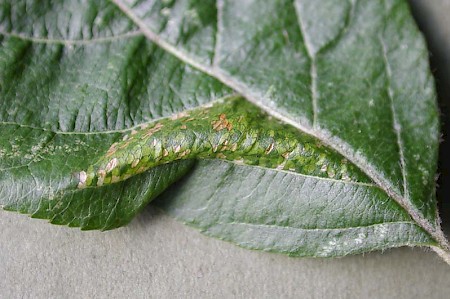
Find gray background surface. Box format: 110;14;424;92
1;0;450;298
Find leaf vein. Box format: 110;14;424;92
212;0;224;67
379;35;409;199
0;30;143;45
292;0;319;128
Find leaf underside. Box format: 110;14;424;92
0;0;448;259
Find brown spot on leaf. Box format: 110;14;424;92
171;111;190;120
131;159;140;168
137;166;147;173
276;161;286;170
212;114;232;131
106;142;118;157
97;171;106;186
119;140;132;149
97;170;106;178
105;158;119;172
77;171;87;189
143;123;164;138
179;149;190;157
265;143;275;154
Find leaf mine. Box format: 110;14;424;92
77;96;372;189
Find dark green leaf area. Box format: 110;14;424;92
0;0;137;40
0;35;231;132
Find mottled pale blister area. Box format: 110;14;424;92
77;97;372;188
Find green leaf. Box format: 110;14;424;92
0;0;448;261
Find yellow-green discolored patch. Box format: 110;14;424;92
76;96;373;188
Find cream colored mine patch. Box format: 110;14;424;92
265;143;275;154
77;171;87;189
170;111;190;120
105;158;119;172
131;159;140;168
97;170;106;186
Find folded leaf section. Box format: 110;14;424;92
155;160;435;256
78;97;372;189
0;124;194;230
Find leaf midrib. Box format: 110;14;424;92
211;220;423;233
109;0;449;251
